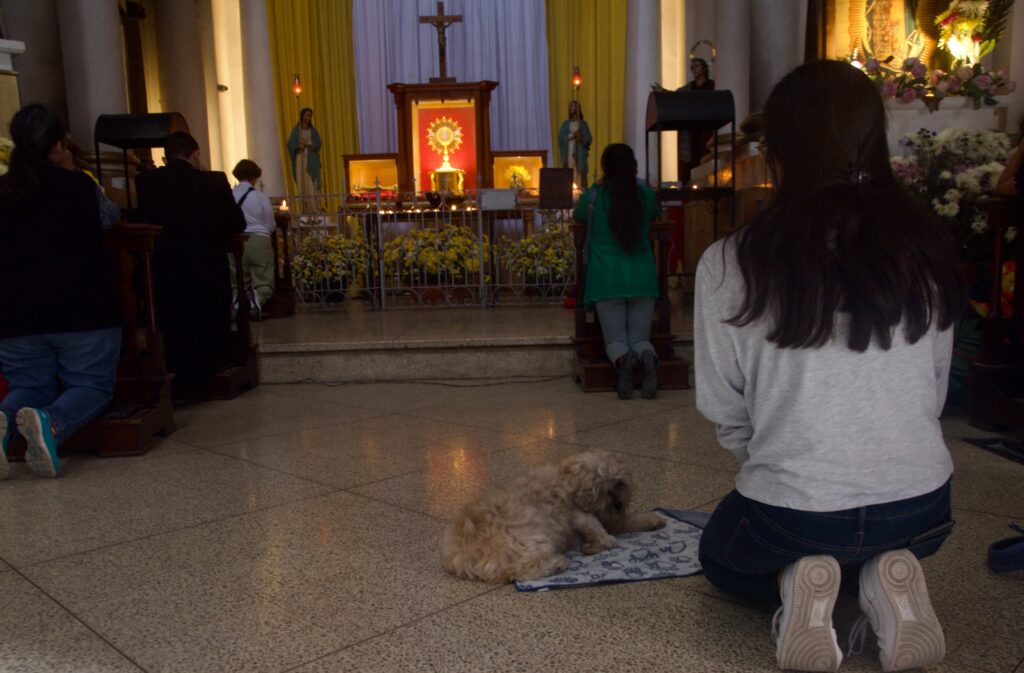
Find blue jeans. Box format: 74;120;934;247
595;297;656;363
698;481;953;605
0;328;121;443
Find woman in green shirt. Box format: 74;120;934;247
573;143;660;399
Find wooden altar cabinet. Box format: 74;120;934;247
387;80;498;193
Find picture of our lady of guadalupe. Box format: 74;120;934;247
828;0;943;68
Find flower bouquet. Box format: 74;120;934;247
291;231;367;291
891;128;1013;257
501;227;574;283
382;224;486;282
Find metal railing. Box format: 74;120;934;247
278;188;575;310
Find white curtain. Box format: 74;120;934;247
352;0;552;162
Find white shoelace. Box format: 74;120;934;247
847;614;870;657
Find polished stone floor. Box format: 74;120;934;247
1;335;1022;672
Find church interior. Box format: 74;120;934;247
1;0;1023;671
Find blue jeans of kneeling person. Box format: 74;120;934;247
698;480;953;604
595;297;656;362
0;327;122;442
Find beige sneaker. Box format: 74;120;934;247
859;549;945;671
773;555;843;672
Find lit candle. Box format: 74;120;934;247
280;199;289;211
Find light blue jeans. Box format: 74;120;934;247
594;297;656;363
0;328;121;443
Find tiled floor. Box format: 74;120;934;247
2;321;1023;672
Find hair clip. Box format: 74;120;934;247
850;169;871;185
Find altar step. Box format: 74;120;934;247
258;335;694;384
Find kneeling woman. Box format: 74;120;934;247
573;144;660;399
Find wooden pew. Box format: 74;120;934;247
260;211;296;319
208;233;260;399
571;219;691;392
6;223;177;459
969;198;1024;432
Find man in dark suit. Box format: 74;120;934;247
135;132;246;401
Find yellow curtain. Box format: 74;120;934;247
546;0;628;185
266;0;360;197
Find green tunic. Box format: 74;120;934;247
574;184;660;308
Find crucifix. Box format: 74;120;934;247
419;1;462;83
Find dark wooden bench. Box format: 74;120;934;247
571;219;691;392
6;224;176;459
969;198;1023;432
260;211;296;319
208;233;260;399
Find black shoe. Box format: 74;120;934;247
641;350;659;399
616;351;638;400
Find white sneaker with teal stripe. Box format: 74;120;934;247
16;408;59;478
0;412;10;480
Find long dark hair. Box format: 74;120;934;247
601;143;644;251
298;107;313;128
0;104;67;206
729;60;964;352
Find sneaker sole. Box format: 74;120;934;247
0;414;9;480
778;556;842;672
16;409;58;479
861;550;945;671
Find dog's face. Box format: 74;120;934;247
558;450;633;517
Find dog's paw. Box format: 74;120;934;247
582;533;618;555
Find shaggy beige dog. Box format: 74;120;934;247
441;450;665;583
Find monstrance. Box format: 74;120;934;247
427;116;465;195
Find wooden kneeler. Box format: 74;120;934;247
208;233;260;400
571;219;691;392
5;224;178;460
969;199;1024;432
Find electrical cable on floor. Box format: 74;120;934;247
295;375;570;388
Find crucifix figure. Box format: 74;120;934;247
419;1;462;83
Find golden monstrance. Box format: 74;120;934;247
427;116;465;195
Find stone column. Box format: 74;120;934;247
750;0;804;114
625;0;660;183
714;0;751;124
240;0;285;196
2;0;67;119
155;0;211;163
56;0;128;148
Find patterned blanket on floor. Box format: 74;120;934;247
514;509;708;592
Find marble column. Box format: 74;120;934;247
714;0;751;125
2;0;67;118
155;0;212;163
625;0;660;183
240;0;285;197
750;0;805;114
56;0;128;148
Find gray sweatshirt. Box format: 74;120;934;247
694;238;954;512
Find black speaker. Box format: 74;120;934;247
538;168;574;209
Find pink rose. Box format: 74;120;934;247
973;74;993;89
929;69;946;86
936;79;951;94
900;88;917;103
881;80;897;99
956;66;973;81
912;63;927;78
946;76;961;92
